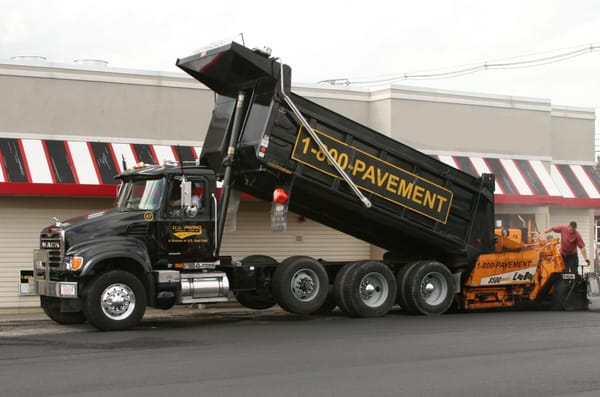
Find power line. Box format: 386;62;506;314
319;42;600;86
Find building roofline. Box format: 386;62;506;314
0;58;596;117
0;58;203;89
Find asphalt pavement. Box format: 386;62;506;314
3;298;600;337
4;302;600;397
0;301;259;336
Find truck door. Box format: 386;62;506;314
160;177;216;263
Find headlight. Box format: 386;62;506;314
66;256;84;271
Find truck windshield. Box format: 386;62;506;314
116;178;165;211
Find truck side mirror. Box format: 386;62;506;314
181;180;192;208
180;179;199;217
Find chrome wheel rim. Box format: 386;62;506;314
100;283;136;320
359;272;389;308
420;272;448;306
290;269;320;301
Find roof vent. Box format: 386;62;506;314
74;59;108;67
10;56;47;63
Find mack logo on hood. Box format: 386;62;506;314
41;241;60;249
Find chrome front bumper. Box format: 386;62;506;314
32;248;78;298
32;279;78;298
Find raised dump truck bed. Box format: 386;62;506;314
177;42;495;268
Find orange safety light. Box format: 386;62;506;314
174;263;185;269
69;256;84;271
273;188;289;204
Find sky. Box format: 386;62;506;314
2;0;600;148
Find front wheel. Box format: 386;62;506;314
40;296;86;324
82;270;147;331
272;256;329;315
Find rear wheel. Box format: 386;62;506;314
404;261;455;315
82;270;147;331
234;290;276;310
234;255;277;310
396;261;424;314
339;261;397;318
272;256;329;314
314;285;337;314
40;296;86;324
334;261;362;316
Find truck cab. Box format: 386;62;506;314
116;164;218;265
33;163;234;330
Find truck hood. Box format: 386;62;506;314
43;209;151;251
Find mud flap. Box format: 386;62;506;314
60;297;82;312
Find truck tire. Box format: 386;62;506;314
272;256;329;315
404;261;455;315
334;261;364;316
234;290;276;310
82;270;147;331
396;261;425;314
314;285;337;314
339;261;397;318
40;296;86;324
234;255;277;310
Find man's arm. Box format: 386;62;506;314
544;226;556;234
581;246;590;264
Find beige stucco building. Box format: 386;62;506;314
0;57;597;309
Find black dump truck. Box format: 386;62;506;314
32;42;589;331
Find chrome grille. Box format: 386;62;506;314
40;232;64;268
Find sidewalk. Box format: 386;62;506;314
0;307;47;323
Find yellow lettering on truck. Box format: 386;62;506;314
291;126;454;224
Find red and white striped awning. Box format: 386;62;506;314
2;138;599;207
0;137;201;197
551;163;600;207
435;155;600;207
